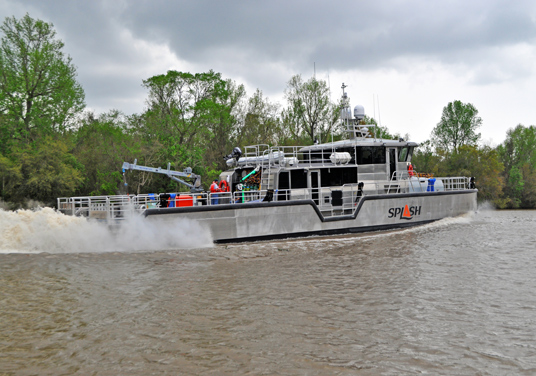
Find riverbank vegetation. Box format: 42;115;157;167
1;15;535;209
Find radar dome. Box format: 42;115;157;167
354;105;365;120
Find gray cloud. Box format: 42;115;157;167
118;1;536;66
2;0;536;123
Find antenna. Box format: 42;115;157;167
377;95;382;131
314;62;316;78
341;83;349;137
328;74;331;101
373;94;376;140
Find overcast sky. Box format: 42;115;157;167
2;0;535;145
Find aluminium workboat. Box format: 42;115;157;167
58;88;477;243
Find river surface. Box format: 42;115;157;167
0;208;535;375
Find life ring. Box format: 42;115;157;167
219;179;230;192
408;164;415;177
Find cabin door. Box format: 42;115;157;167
309;170;320;205
387;148;397;181
278;171;290;201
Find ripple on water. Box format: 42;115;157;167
1;210;536;375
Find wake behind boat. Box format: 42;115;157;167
58;87;477;243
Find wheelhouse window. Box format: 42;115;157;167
407;146;414;162
398;147;408;162
356;146;386;164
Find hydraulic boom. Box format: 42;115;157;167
122;160;203;193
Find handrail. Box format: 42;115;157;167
58;174;474;221
239;144;345;168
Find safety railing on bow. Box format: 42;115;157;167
57;192;210;221
388;170;473;193
57;195;143;221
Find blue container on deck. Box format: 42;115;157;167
427;178;436;192
168;193;176;207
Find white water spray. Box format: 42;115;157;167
0;207;213;254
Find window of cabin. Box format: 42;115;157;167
398;147;408;162
373;147;386;164
357;147;373;164
290;169;307;188
339;147;356;163
407;146;414;162
278;171;290;190
356;146;386;164
320;167;358;187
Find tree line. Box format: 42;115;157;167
0;14;535;209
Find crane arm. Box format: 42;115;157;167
122;160;203;193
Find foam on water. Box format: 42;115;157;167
0;207;213;254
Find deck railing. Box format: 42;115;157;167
239;144;350;168
58;175;473;222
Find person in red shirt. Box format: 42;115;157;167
210;179;221;205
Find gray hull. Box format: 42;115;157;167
145;190;477;243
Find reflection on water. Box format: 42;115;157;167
1;210;536;375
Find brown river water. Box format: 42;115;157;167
0;208;535;375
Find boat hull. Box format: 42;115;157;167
144;190;477;243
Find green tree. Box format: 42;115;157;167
7;137;84;204
279;107;304;145
203;78;246;172
507;165;524;207
141;70;245;190
412;140;442;176
143;70;225;165
497;124;536;173
520;163;536;208
237;89;281;147
372;125;400;140
0;152;22;202
284;75;339;144
431;100;482;154
443;145;504;203
73;111;146;196
0;14;85;146
497;124;536;208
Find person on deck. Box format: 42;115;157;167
210;179;221;205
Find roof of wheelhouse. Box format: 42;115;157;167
298;137;419;152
